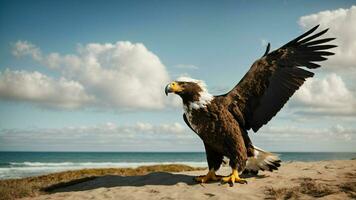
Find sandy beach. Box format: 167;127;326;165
16;160;355;200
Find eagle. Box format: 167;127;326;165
165;25;336;186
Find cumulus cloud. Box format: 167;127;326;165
8;40;179;110
0;69;94;109
291;73;356;116
299;5;356;72
290;6;356;117
0;122;200;151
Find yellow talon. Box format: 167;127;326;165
194;169;222;183
221;169;247;186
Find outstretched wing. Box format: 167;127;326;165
226;25;336;132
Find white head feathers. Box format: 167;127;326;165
177;76;214;110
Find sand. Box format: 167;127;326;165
21;160;356;200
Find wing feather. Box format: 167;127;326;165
225;25;336;132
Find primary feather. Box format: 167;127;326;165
226;25;336;132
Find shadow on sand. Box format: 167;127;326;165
44;172;267;193
44;172;196;193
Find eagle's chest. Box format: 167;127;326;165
184;106;216;136
185;110;199;132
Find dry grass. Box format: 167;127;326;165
0;164;205;200
265;178;337;200
339;182;356;199
299;178;336;197
265;187;300;200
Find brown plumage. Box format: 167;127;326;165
165;25;336;185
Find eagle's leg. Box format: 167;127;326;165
194;168;222;183
221;168;247;186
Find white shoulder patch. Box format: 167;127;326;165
189;90;213;110
178;76;214;111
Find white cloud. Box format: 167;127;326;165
299;5;356;72
250;124;356;152
0;122;200;151
291;6;356;117
292;73;356;115
12;41;42;61
133;122;186;134
0;69;94;109
260;125;355;141
9;40;179;110
55;122;187;135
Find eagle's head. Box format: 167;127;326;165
165;77;213;109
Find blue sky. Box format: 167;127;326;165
0;0;356;152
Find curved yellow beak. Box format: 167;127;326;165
165;81;182;96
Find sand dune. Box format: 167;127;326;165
21;160;355;200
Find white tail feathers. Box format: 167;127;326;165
243;146;281;175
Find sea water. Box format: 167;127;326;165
0;152;355;179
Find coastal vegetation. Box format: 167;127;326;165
0;164;205;200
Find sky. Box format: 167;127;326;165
0;0;355;152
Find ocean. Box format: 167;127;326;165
0;152;355;180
